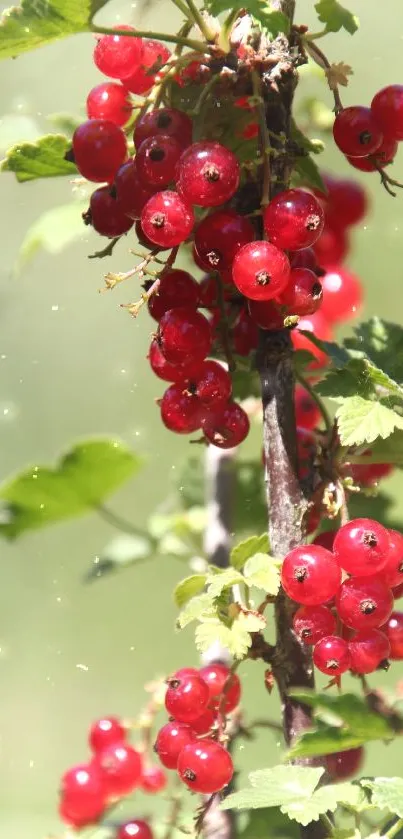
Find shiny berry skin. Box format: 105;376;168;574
141;191;194;247
192;361;232;407
295;384;321;430
89;717;126;754
137;135;183;189
94;26;143;80
134;107;192;150
198;275;220;309
382;612;403;659
165;673;210;722
158;307;212;365
346;134;398;172
336;577;393;630
60;764;106;828
177;142;240;207
84;187;133;237
281;545;341;606
94;743;142;796
148;269;200;321
371;85;403;141
290;247;318;272
333;107;383;157
333;518;391;577
140;765;167;794
314;531;336;552
233;309;259;355
313;224;349;268
124;39;171;94
384;529;403;588
263;189;324;251
320;266;362;323
247;298;284;330
190;707;217;735
155;721;196;769
86;82;132;126
313;636;351;675
323;174;368;229
348;629;390;674
117;820;153;839
199;663;241;713
160;384;202;434
201;400;250;449
194;210;254;271
177;739;233;793
73;119;127;183
325;748;364;781
148;339;200;383
232;241;291;301
280;268;323;316
293;605;336;645
114;161;155;219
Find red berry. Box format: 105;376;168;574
313;224;349;268
313;531;336;552
140;765;167;794
89;717;126;754
281;545;341;606
323;174;368;229
393;583;403;599
325;748;364;781
263;189;324;251
94;26;143;80
247;298;284;330
117;820;153;839
280;268;323;316
232;241;291;301
194;209;254;271
137;135;183;188
148;339;201;382
60;764;106;828
348;629;390;674
177;141;240;207
148;269;200;320
336;577;393;630
371;85;403;141
348;458;393;486
73;119;127;182
382;612;403;659
165;673;210;722
333;518;391;577
158;307;212;365
124;39;171;94
85;187;133;237
291;312;333;368
201;400;250;449
346;134;398;172
134;107;192;150
87;82;132;126
189;707;217;735
320;266;362;323
192;361;232;407
198;275;220;309
333;107;383;157
199;663;241;713
160;383;202;434
233;309;259;355
136;219;168;252
115;161;155;219
177;739;233;793
295;384;321;430
313;635;351;675
94;743;142;796
172;667;200;678
155;721;196;769
384;529;403;588
141;191;194;247
290;247;318;272
293;605;336;645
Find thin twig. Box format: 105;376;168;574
88;237;121;260
252;70;272;207
121;246;179;317
102;249;159;291
91;23;210;53
96;504;151;540
303;38;343;114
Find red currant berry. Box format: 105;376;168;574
348;458;393;487
94;743;142;796
172;667;200;678
137;135;183;189
194;210;254;271
313;635;351;675
290;247;319;272
60;764;106;828
87;82;132;126
165;673;210;722
191;361;232;407
136;219;168;252
336;577;393;630
384;529;403;588
89;717;126;754
155;721;196;769
323;174;368;229
140;765;167;794
325;748;364;781
94;26;143;80
293;605;336;645
393;583;403;599
371;85;403;141
280;268;323;316
158;307;212;365
114;161;155;220
348;629;390;674
333;517;391;577
201;400;250;449
160;383;202;434
295;385;321;430
333;107;383;157
233;309;259;355
148;339;200;383
263;189;324;251
313;531;336;552
124;40;171;94
73;119;127;182
177;739;233;793
134;107;192;150
177;141;240;207
382;612;403;659
141;191;194;247
117;820;153;839
84;187;133;237
281;545;341;606
247;298;284;330
199;663;241;713
198;275;220;309
291;312;332;368
148;270;200;321
313;224;349;268
346;134;398;172
232;241;291;301
320;266;362;323
189;707;217;735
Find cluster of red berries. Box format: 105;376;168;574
280;518;403;676
333;85;403;173
155;663;240;793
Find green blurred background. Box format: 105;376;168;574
1;1;403;836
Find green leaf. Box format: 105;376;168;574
237;610;267;632
317;357;403;402
1;134;76;182
222;765;324;811
243;553;280;595
174;575;207;608
292;154;327;194
314;0;359;34
207;567;245;597
207;0;290;37
239;809;299;839
177;594;215;629
345;318;403;385
0;439;142;540
282;782;364;827
358;430;403;466
231;534;269;570
336;396;403;447
361;778;403;818
195;617;252;659
0;0;110;60
14;202;87;275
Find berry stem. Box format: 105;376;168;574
91;24;210;54
103;249;160;291
303;38;343;114
319;814;335;837
96;504;153;541
295;372;332;435
383;818;403;839
183;0;217;42
252;71;272;208
121;247;179;318
88;236;121;260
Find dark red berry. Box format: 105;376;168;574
89;717;126;754
94;26;143;80
371;85;403;141
158;307;212;365
322;174;368;229
148;339;200;383
333;107;383;157
94;743;142;796
293;605;336;645
280;268;323;316
198;275;220;309
313;224;349;268
148;269;200;320
247;298;284;330
313;531;336;552
347;134;398;171
177;141;240;207
194;209;254;271
313;635;351;675
393;583;403;599
281;545;341;606
201;400;250;449
160;383;202;434
140;765;167;794
325;748;364;781
117;820;153;839
232;241;291;301
348;629;390;674
141;190;194;247
85;187;133;237
155;721;196;769
290;247;318;272
347;458;393;487
114;160;155;219
333;517;391;577
136;219;168;252
382;612;403;659
137;135;183;188
73;119;127;182
384;529;403;588
336;577;393;630
134;107;192;150
233;309;259;355
60;764;106;828
189;707;217;735
165;673;209;722
87;82;132;126
295;384;321;430
199;663;241;713
263;189;324;251
124;39;171;94
320;266;362;323
177;739;233;793
191;361;232;407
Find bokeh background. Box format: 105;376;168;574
1;1;403;836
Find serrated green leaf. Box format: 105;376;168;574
14;201;87;275
0;0;110;60
357;430;403;466
207;0;289;37
207;567;244;597
282;782;363;826
314;0;359;34
177;593;215;629
195;617;252;659
222;766;324;811
231;534;269;570
0;439;141;540
336;397;403;447
243;553;280;595
346;318;403;385
317;356;403;403
1;134;76;182
174;575;207;608
292;154;327;194
361;778;403;818
287;726;368;760
237;610;266;632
